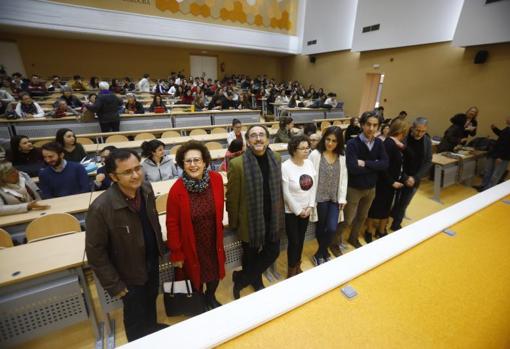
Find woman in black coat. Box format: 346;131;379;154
437;113;467;152
365;119;409;242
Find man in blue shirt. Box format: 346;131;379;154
39;142;90;198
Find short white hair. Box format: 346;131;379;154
98;81;109;90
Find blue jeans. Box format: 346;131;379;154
481;158;509;190
315;201;339;259
391;184;419;229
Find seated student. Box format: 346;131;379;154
109;79;123;94
55;128;87;163
208;93;223;110
87;93;97;104
94;146;116;191
181;89;194;105
324;93;337;109
437;113;466;152
149;94;167;113
344;116;362;141
193;95;206;111
89;77;100;90
141;140;178;182
227;118;246;146
153;79;167;95
10;72;27;96
275;90;289;104
124;93;145;114
55;86;83;109
47;75;64;92
221;92;236;110
0;161;50;216
475;117;510;191
8;135;45;176
237;93;252;110
53;99;79;118
69;75;89;91
219;138;244;172
15;92;45;118
0;81;15;114
38;142;90;199
122;77;136;93
309;95;327;109
377;123;390;142
137;73;151;92
274;116;294;143
26;74;48;97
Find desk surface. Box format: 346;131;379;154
220;197;510;348
0;231;85;287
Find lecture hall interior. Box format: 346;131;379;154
0;0;509;348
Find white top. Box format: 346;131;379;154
226;130;246;146
15;102;45;118
137;78;150;92
282;158;317;215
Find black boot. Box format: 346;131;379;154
232;271;244;300
205;293;222;310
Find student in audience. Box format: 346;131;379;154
193;95;206;111
0;161;49;216
274;116;294;143
390;117;432;231
166;141;226;310
89;77;100;90
52;99;80;118
282;135;316;276
86;149;166;342
390;110;408;125
219;138;244;172
324;93;338;109
149;94;167;113
87;93;97;103
26;74;48;97
110;79;123;94
124;93;145;114
378;123;390;141
55;128;87;163
457;106;479;139
94;146;116;191
137;73;151;92
38;142;90;198
237;92;252;110
123;77;136;93
0;82;15;114
275;90;289;104
365;120;409;242
344;116;362;141
303;123;317;136
153;79;167;95
308;126;347;264
69;75;89;91
141;140;178;182
56;86;83;109
221;92;236;110
84;81;123;132
15;92;45;118
436;113;466;152
181;89;194;105
227;118;245;146
8;135;45;176
227;125;284;299
476;117;510;191
47;75;64;92
331;111;388;253
375;106;385;126
309;133;321;150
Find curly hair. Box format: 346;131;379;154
175;140;211;169
287;134;310;157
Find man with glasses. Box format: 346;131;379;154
227;125;285;299
390;117;432;231
86;149;166;342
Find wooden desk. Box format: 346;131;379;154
0;231;103;347
283;108;329;124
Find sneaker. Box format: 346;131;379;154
329;244;343;257
364;232;373;244
348;238;362;249
311;255;325;266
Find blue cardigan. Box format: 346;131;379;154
39;161;91;199
345;136;389;189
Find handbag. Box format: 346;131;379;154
163;277;206;317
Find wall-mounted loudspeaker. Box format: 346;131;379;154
474;50;488;64
309;56;316;64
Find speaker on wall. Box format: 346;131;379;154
309;56;316;64
474;50;488;64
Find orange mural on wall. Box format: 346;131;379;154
52;0;297;34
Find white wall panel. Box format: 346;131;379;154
351;0;464;52
453;0;510;46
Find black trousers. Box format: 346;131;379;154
99;120;120;132
239;234;280;288
285;213;309;267
122;258;159;342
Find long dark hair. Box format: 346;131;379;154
141;139;165;159
9;135;30;162
316;126;344;155
55;128;75;147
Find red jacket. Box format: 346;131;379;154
166;171;225;290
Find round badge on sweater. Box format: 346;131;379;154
299;174;313;191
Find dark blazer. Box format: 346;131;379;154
87;92;123;123
86;182;165;296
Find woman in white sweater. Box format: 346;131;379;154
282;135;316;278
308;126;348;265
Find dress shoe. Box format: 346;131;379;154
296;260;303;274
364;232;373;243
151;323;169;333
232;271;242;299
375;231;388;239
390;224;401;232
205;295;222;309
329;244;343;257
348;238;362;248
287;266;298;278
251;276;265;291
311;255;325;266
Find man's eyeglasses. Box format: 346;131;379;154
297;147;311;151
184;157;203;165
115;165;142;177
248;133;267;140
